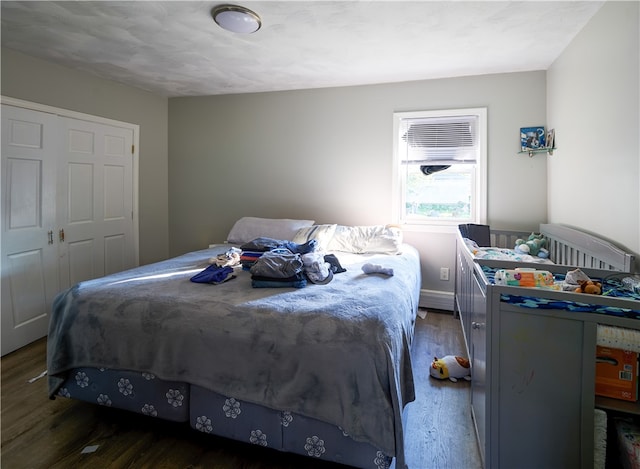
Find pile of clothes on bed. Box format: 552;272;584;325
191;237;346;288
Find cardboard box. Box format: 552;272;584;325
595;346;638;402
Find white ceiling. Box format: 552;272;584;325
1;1;604;97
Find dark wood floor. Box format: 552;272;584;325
1;310;482;469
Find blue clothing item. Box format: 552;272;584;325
240;237;318;254
282;239;317;254
190;265;235;284
251;273;306;282
251;272;307;288
251;278;307;288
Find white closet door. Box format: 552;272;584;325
1;105;60;355
57;117;134;289
1;102;137;356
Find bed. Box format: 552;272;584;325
47;218;421;469
455;222;639;468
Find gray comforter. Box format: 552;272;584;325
48;244;420;463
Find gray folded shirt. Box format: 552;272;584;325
249;250;303;278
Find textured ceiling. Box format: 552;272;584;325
1;1;604;97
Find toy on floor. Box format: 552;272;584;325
430;355;471;382
514;232;549;258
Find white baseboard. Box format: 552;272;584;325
419;289;454;312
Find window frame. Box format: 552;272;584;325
392;107;487;232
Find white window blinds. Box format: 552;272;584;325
399;114;479;164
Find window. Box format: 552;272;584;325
392;108;487;228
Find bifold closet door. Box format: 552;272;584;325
1;105;136;355
57;117;135;290
1;105;60;355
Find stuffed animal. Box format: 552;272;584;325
575;279;602;295
430;355;471;382
515;232;549;258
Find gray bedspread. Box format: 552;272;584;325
47;244;421;463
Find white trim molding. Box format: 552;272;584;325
419;289;455;311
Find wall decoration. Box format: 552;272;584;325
520;126;546;150
546;128;555;149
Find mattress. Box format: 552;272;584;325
463;237;554;264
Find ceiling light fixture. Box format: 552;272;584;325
212;4;261;34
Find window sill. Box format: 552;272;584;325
398;223;461;235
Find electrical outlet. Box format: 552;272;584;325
440;267;449;281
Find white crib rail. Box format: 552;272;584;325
489;229;529;249
540;223;634;272
486;224;634;272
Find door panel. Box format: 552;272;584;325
68;162;94;222
105;234;125;274
1;105;59;355
99;125;132;278
5;250;48;325
67;238;95;287
7;158;42;228
58;117;134;289
104;165;126;219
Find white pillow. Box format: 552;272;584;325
226;217;315;244
292;224;338;251
327;225;403;254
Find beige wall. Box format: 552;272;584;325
1;48;170;265
169;72;548;306
547;0;639;267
